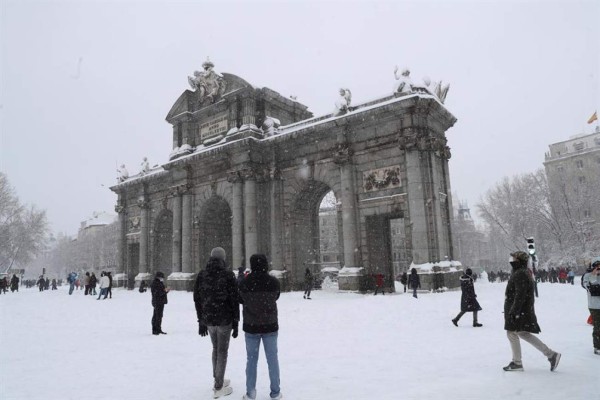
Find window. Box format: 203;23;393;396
576;160;584;169
573;142;584;151
584;210;591;218
557;165;564;172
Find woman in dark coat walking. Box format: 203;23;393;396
408;268;420;298
452;268;482;327
502;251;561;372
150;271;170;335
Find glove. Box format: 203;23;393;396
198;322;208;337
232;321;239;339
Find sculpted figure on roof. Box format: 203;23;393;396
188;58;227;106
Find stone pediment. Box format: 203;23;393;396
165;72;253;122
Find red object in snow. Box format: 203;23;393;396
587;314;593;325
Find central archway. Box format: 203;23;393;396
198;196;232;269
290;181;340;289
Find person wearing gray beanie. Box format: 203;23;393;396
211;247;226;261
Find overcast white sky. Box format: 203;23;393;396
1;0;599;235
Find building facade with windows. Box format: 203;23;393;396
544;127;600;244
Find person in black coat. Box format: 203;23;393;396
502;251;561;372
408;268;421;298
303;268;313;299
150;271;170;335
193;248;239;398
239;254;282;400
10;274;19;292
452;268;482;327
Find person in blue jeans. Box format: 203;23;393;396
239;254;282;400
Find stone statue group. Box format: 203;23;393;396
333;65;450;116
116;157;151;183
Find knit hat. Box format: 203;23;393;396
510;251;529;264
210;247;226;261
592;257;600;267
250;254;269;272
465;268;473;276
155;271;165;278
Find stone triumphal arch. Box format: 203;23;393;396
111;60;457;291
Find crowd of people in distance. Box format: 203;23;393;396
487;266;577;285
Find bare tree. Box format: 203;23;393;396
0;173;49;272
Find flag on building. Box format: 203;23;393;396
588;111;598;124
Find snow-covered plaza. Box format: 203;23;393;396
0;280;595;400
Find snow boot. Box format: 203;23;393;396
451;318;458;327
594;348;600;355
503;362;524;371
213;386;232;398
473;322;483;327
548;352;561;371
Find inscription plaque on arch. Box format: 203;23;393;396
200;112;229;141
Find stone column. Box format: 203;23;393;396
339;162;359;268
405;149;429;264
116;204;127;274
172;194;182;273
270;168;284;269
139;201;150;274
229;172;244;269
181;192;193;273
244;172;258;266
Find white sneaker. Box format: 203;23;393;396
242;395;255;400
213;386;233;398
222;379;230;388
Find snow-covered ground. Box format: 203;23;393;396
0;280;595;400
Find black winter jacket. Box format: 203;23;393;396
460;274;482;312
194;257;240;326
151;278;168;307
504;265;541;333
239;267;280;334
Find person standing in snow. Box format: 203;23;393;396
239;254;282;400
150;271;169;335
107;272;113;298
452;268;482;327
194;247;239;398
582;257;600;355
83;272;91;295
373;273;385;295
408;268;421;298
10;274;19;292
399;271;408;293
97;272;110;300
89;272;97;295
503;251;561;372
303;268;313;299
67;272;77;295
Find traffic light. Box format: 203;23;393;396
526;237;535;255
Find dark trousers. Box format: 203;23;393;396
374;286;385;295
454;310;479;323
591;308;600;350
152;304;165;334
304;284;312;298
84;285;90;295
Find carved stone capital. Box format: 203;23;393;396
269;166;282;181
167;183;192;197
333;143;354;165
227;171;243;184
137;199;150;210
115;204;126;214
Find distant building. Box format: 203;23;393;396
544;127;600;244
453;201;490;273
